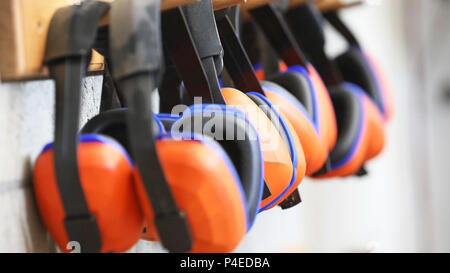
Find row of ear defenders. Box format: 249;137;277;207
32;0;393;253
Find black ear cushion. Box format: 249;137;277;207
328;87;362;164
158;117;177;131
172;111;263;226
81;109;163;154
266;72;314;118
335;48;383;110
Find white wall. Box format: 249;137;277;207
236;0;450;253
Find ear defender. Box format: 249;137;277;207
140;105;264;252
335;48;394;122
282;2;391;178
242;6;338;177
33;1;145;253
315;83;385;178
163;2;305;212
34;134;144;253
262;64;337;175
215;7;308;210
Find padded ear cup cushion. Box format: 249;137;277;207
246;92;306;210
267;72;314;117
317;83;385;178
156;113;180;131
335;48;385;115
328;88;361;163
33;134;144;253
364;53;395;121
261;79;326;174
221;88;294;210
81;109;164;154
262;65;338;175
170;106;263;227
134;135;247;253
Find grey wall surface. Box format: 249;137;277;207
0;76;165;252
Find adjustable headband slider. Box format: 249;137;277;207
154;211;193;253
64;214;102;253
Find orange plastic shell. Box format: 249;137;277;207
33;142;144;253
137;139;247;253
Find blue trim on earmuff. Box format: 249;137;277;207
97;107;166;134
170;105;264;230
247;92;299;213
156;113;180;121
156;132;250;230
40;134;134;167
261;83;317;134
355;47;386;117
330;82;366;169
218;77;225;88
183;104;248;119
285;65;321;134
253;63;263;72
153;114;166;134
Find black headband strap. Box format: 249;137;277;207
284;2;343;86
215;7;265;95
109;0;192;253
180;0;226;104
161;7;216;104
249;3;308;67
323;11;360;47
44;0;111;252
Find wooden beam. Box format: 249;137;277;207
2;0;227;82
315;0;363;12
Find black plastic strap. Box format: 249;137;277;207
100;62;122;112
216;13;265;94
158;64;183;113
278;189;301;210
180;0;226;104
284;3;343;86
44;1;110;253
249;4;308;67
323;11;360;47
161;7;215;103
109;0;192;253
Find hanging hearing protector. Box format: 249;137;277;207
34;0;199;253
322;10;394;121
158;0;303;212
179;0;307;211
284;2;387;178
245;1;338;177
125;2;265;252
213;6;305;210
33;0;139;253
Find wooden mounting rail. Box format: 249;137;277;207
0;0;245;82
242;0;362;12
314;0;363;12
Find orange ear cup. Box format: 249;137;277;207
307;65;338;152
263;64;337;175
255;65;265;81
136;139;247;253
33;141;144;253
220;88;294;210
317;92;385;178
263;115;306;210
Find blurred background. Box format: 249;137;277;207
235;0;450;252
0;0;449;252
